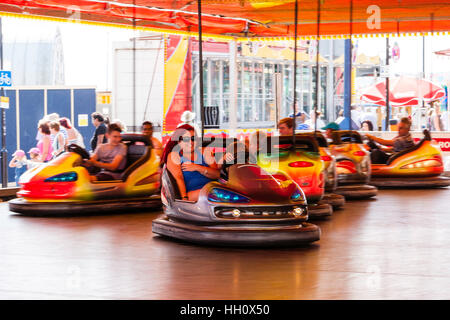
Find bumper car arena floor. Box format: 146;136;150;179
2;188;450;299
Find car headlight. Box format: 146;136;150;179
291;187;305;201
207;188;250;203
44;172;78;182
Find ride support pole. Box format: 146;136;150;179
342;1;353;131
292;0;298;146
1;104;6;188
0;17;7;187
342;39;352;130
385;36;390;131
197;0;205;139
313;0;321;133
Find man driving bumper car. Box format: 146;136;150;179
84;123;128;181
9;129;161;215
364;118;450;188
365;117;414;165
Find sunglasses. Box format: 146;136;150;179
179;136;196;142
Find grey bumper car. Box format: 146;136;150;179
152;164;320;247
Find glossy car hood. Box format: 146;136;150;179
224;164;298;202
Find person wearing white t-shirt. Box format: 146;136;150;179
304;110;325;130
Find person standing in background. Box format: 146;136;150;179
59;117;85;148
350;104;362;129
304;110;325;130
178;111;201;137
50;121;66;158
27;148;42;170
9;150;28;185
90;112;107;152
37;122;53;162
427;100;444;131
361;120;374;132
45;113;68;144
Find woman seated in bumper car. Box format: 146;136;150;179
84;123;128;181
365;117;414;164
161;124;220;202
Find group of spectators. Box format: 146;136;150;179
333;101;449;132
33;113;85;163
426;100;448;131
291;106;377;132
9;113;84;185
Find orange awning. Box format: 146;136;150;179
0;0;448;38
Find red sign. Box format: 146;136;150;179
434;138;450;152
413;138;450;152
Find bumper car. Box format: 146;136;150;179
328;130;378;199
256;135;333;219
9;134;161;215
309;133;346;209
367;130;450;188
152;149;320;247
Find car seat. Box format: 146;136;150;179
163;166;181;200
120;144;151;181
386;129;431;166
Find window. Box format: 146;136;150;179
242;61;253;122
283;64;293;118
320;66;328;121
222;61;230;123
301;66;310;114
191;54;331;130
264;63;274;121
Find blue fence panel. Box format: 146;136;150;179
5;90;17;183
73;89;96;151
47;89;71;120
0;87;96;185
19;90;45;162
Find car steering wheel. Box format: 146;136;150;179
67;144;90;160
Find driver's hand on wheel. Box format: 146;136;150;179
83;159;93;167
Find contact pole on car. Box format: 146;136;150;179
197;0;205;141
0;17;7;188
313;0;322;135
292;0;299;147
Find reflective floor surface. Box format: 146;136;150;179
1;188;450;299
